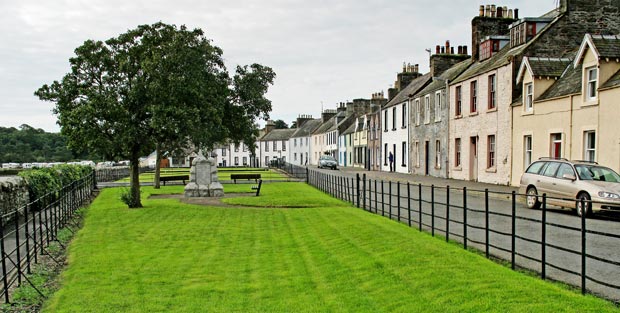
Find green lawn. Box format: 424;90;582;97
43;183;618;312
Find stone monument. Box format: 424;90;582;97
184;151;224;197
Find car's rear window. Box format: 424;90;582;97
526;161;545;174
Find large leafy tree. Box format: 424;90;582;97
35;22;275;207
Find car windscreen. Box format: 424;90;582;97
575;165;620;182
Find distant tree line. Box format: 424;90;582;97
0;124;99;163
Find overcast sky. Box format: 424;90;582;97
0;0;557;132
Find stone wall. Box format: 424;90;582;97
0;176;29;218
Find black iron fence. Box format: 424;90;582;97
295;167;620;302
0;172;95;304
95;166;149;183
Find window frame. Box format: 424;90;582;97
401;102;407;128
434;91;442;122
586;67;598;100
525;83;533;112
415;99;421;126
401;141;407;166
470;80;478;113
424;95;430;124
488;74;496;110
524;135;532;168
584;131;596;162
392;107;397;131
455;138;461;167
435;140;441;169
487;135;496;168
455;86;462;116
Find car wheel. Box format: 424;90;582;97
576;193;591;217
526;187;540;209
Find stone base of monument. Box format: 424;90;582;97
184;151;225;198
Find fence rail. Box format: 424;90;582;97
0;172;95;304
284;165;620;302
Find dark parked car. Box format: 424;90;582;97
318;155;338;170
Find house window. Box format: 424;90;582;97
273;141;277;151
487;135;496;168
234;156;239;165
243;156;247;165
221;148;227;156
524;135;532;168
455;86;462;116
525;83;533;112
551;133;562;158
584;131;596;162
424;95;430;124
401;103;407;128
401;141;407;166
265;156;269;166
415;99;421;126
470;81;477;113
455;138;461;167
434;91;441;122
586;67;598;100
435;140;441;169
488;74;496;110
392;107;397;130
294;138;297;147
384;110;388;131
234;144;239;152
294;153;297;161
282;140;286;151
243;144;248;152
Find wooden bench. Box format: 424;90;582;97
251;179;263;196
159;175;189;185
230;173;261;183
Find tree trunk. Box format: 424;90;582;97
129;152;143;208
154;145;161;189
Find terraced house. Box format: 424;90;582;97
449;0;620;185
288;115;320;166
511;34;620;185
382;64;430;173
410;41;470;178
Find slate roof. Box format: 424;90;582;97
313;115;336;135
452;43;528;84
590;35;620;59
601;68;620;90
537;63;582;101
290;119;321;138
527;57;572;78
342;122;356;135
260;128;296;141
384;73;432;108
417;59;473;96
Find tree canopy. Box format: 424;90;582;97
273;119;289;129
0;124;98;163
35;22;275;207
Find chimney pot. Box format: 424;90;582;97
415;64;419;73
503;6;508;17
451;47;455;54
508;9;513;18
485;5;491;17
479;5;484;16
514;8;518;19
445;40;450;54
436;45;440;54
441;46;445;54
497;6;503;17
463;46;468;55
491;5;496;17
457;45;462;54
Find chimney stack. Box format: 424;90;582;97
471;4;516;61
265;120;275;134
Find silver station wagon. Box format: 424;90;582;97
519;158;620;217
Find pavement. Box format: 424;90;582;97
334;166;519;195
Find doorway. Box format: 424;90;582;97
470;136;478;181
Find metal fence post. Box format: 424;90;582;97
381;180;385;217
463;187;468;250
24;203;31;274
397;181;401;222
374;180;378;214
305;167;309;184
356;174;360;208
389;182;393;219
14;210;21;285
542;194;547;280
418;183;422;231
446;186;450;242
431;185;435;236
407;182;411;227
511;191;516;270
0;219;9;303
485;189;489;258
581;197;587;295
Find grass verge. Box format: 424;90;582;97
43;184;618;312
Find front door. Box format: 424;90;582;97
470;137;478;181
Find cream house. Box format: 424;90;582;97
510;34;620;186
